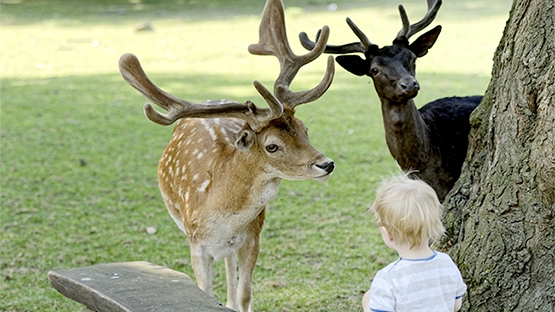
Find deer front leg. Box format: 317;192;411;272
237;238;259;312
190;244;215;296
237;210;265;312
224;253;239;310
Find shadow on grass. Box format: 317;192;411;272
1;0;512;26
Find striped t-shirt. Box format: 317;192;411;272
368;251;466;312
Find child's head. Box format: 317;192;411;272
371;173;445;249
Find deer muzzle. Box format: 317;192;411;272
398;77;420;98
316;161;335;174
312;157;335;181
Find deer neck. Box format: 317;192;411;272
380;97;431;169
215;147;283;212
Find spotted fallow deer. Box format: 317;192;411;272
300;0;482;201
118;0;334;310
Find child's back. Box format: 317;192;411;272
369;251;465;311
362;173;466;312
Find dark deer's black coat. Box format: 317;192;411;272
415;96;481;199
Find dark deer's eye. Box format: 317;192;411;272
266;144;279;153
370;67;379;75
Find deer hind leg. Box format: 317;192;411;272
237;209;265;312
224;253;239;310
190;244;215;296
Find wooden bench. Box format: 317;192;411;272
48;261;234;312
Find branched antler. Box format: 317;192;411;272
299;0;442;55
248;0;334;108
300;17;374;55
119;53;283;130
396;0;442;40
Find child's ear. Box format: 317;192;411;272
381;226;394;241
386;229;394;241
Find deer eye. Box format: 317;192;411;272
370;67;379;75
265;144;279;153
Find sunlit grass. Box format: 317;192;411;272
1;0;511;310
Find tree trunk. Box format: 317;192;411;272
439;0;555;311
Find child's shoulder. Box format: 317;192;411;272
375;258;402;276
381;251;455;273
433;251;457;263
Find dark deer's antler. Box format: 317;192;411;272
396;0;442;40
300;0;442;54
249;0;335;108
300;17;373;54
119;53;283;130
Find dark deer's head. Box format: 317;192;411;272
300;0;442;103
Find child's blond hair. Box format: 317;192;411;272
371;173;445;248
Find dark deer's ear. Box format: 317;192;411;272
409;25;442;57
336;55;370;76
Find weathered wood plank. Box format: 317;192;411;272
48;261;234;312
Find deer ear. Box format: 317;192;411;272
409;25;442;57
336;55;370;76
235;129;255;151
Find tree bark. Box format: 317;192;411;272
439;0;555;311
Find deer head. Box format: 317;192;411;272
118;49;335;180
300;0;442;103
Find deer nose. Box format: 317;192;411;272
400;79;419;92
316;161;335;174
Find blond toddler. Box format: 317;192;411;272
362;173;466;312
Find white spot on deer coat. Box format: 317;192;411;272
200;120;218;141
198;180;211;192
220;128;231;143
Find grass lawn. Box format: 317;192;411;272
1;0;511;310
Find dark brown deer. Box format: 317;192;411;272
300;0;481;201
118;0;334;310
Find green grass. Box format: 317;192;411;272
1;0;511;310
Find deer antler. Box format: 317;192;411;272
396;0;442;40
299;17;374;54
119;53;283;131
248;0;334;108
300;0;441;55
